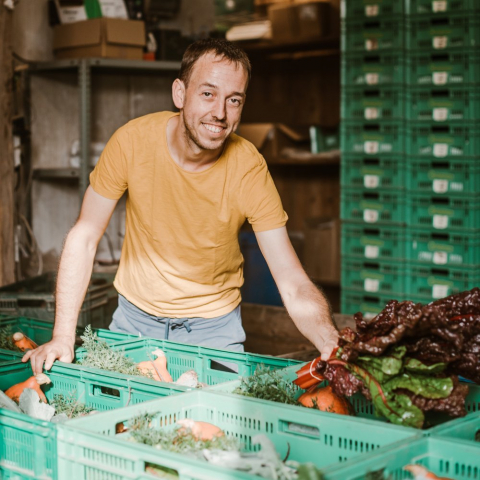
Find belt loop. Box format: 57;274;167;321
164;319;171;340
184;320;192;333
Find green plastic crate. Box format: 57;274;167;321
406;13;480;50
407;227;480;267
407;49;480;86
57;389;419;480
341;188;407;225
407;192;480;231
341;288;411;317
74;337;301;386
406;263;479;299
0;361;182;480
407;123;480;157
342;87;406;122
341;154;406;190
407;87;480;122
0;316;137;356
341;0;404;19
406;156;480;195
342;51;405;87
322;436;480;480
431;411;480;446
342;223;407;261
341;17;405;52
0;350;23;364
342;122;405;155
406;0;480;14
342;257;407;294
0;271;117;328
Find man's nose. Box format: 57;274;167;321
212;99;226;120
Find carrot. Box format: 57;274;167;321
404;465;453;479
137;349;173;382
5;373;51;403
177;419;224;441
298;385;353;416
12;332;38;351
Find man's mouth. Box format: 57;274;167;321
202;123;226;134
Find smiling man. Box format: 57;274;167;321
24;38;338;373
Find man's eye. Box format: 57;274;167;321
230;98;241;105
203;92;213;97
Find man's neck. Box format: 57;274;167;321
166;115;223;172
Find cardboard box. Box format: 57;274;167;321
236;123;309;162
55;0;128;24
268;1;330;43
53;18;146;60
303;217;340;283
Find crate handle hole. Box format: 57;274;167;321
280;420;320;438
145;462;179;478
93;385;121;398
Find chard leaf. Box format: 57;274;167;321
357;346;406;382
404;358;447;374
384;373;453;399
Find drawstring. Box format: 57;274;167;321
162;318;192;340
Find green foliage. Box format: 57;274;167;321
365;468;392;480
0;327;21;352
78;325;144;377
51;392;95;419
233;365;299;405
296;463;325;480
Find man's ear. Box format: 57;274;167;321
172;79;186;109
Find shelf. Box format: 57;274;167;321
33;168;92;180
236;37;340;57
28;57;181;73
270;149;340;166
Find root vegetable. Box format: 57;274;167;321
177;419;224;441
12;332;38;351
298;385;353;415
137;349;173;382
5;374;51;403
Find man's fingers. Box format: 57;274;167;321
22;349;33;362
320;331;339;361
32;351;47;375
44;351;58;371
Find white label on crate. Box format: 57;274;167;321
364;209;379;223
433;284;449;299
433;251;448;265
365;245;380;259
365;107;379;120
365;278;380;293
433;36;448;49
365;4;379;16
366;73;379;85
433;214;449;229
433;143;449;158
433;107;448;122
364;141;379;154
433;179;449;193
433;1;447;12
365;38;379;51
433;72;448;85
364;174;380;188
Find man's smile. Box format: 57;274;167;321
202;122;226;134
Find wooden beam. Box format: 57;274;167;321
0;5;15;286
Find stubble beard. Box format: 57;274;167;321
182;114;227;151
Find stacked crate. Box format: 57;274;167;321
340;0;408;316
405;0;480;303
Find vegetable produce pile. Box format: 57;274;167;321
295;288;480;428
0;328;36;352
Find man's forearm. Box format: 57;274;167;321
282;280;338;355
53;226;97;343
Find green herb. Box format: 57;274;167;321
475;429;480;442
78;325;144;377
51;392;95;419
366;468;392;480
0;327;21;352
296;463;324;480
233;365;298;405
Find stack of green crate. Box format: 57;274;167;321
405;0;480;303
340;0;408;317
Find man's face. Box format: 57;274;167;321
179;53;248;151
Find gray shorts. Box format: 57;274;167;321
109;295;246;352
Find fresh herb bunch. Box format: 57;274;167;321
130;414;240;454
233;365;298;405
78;325;144;376
0;327;21;352
51;392;95;419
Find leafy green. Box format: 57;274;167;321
365;468;392;480
0;327;21;352
384;373;453;399
51;392;95;419
404;358;447;374
357;346;406;383
233;365;298;405
296;463;324;480
78;325;145;377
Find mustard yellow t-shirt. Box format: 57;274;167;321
90;111;288;318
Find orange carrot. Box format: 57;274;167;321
12;332;38;351
5;373;51;403
137;349;173;382
177;419;224;441
404;465;453;479
298;385;353;415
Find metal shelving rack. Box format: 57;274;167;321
28;58;181;202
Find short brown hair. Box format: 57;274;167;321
179;38;251;89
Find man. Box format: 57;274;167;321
24;38;338;374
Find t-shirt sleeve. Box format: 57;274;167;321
239;153;288;232
89;129;129;200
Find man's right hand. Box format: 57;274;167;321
22;337;74;374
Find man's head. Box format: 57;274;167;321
172;38;251;152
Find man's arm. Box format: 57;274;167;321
255;226;339;360
23;186;119;373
